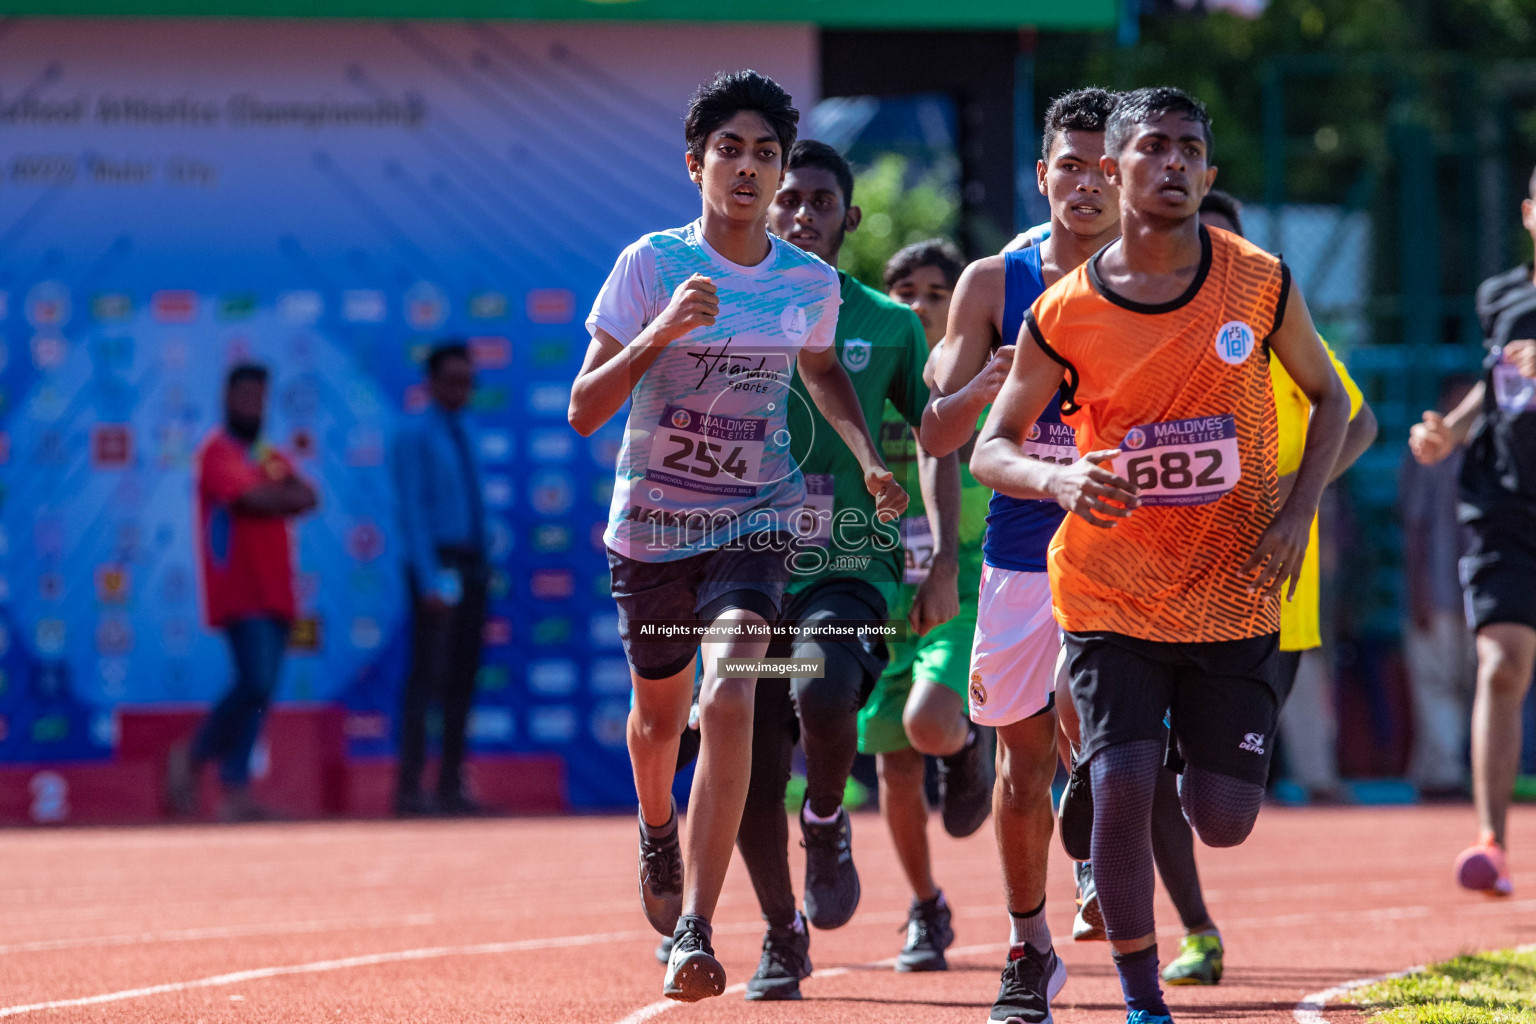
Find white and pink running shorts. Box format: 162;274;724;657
967;564;1065;727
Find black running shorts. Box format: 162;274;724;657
1460;510;1536;632
1064;630;1281;786
607;533;793;680
1274;649;1303;706
767;577;891;705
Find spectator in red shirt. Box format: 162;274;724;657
167;364;318;822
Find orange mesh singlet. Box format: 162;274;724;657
1025;225;1289;643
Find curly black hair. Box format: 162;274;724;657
685;70;798;167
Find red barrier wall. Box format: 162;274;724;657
0;706;566;825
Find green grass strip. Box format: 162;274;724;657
1346;948;1536;1024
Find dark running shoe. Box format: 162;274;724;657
663;916;726;1002
654;935;673;966
801;806;860;929
1072;860;1106;942
938;724;995;838
895;891;954;972
215;787;277;823
744;911;813;1001
393;790;436;818
164;740;198;817
638;804;683;936
1058;755;1093;862
991;942;1067;1024
436;791;492;817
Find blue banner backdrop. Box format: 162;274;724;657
0;18;816;807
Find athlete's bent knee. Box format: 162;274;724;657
699;675;755;729
629;684;690;745
1187;810;1255;848
630;708;687;748
792;644;866;724
1180;768;1263;848
793;669;862;725
1481;652;1533;701
902;708;955;757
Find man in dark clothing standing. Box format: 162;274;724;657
394;342;490;816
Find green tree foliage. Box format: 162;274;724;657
839;155;960;291
1039;0;1536;203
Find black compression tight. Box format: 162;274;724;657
1090;741;1163;941
1091;740;1265;941
1150;766;1211;931
735;637;871;928
1178;762;1265;848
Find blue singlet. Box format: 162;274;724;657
980;245;1072;573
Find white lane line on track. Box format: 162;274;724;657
0;913;920;1018
9;890;1524;1022
0;913;438;956
1292;941;1536;1024
1293;968;1422;1024
0;930;657;1018
612;943;1008;1024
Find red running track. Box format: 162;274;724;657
0;805;1530;1022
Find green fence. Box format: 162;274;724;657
1259;53;1535;637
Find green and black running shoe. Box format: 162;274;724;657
1161;931;1223;986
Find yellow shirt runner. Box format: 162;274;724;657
1269;339;1364;651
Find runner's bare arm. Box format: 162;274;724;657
910;435;961;636
1409;380;1485;465
798;345;909;519
922;258;1007;456
1244;283;1350;597
970;331;1137;528
1330;401;1378;482
922;338;942;390
567;274;718;436
1277;395;1378;505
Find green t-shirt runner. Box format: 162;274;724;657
859;402;992;754
785;271;930;609
880;402;990;600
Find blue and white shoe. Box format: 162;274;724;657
1125;1010;1174;1024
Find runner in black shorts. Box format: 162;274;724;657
971;87;1349;1024
1409;162;1536;898
569;70;905;1002
728;140;945;1001
1058;192;1377;993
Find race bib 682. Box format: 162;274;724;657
1120;414;1240;507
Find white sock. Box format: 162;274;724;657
1009;899;1052;954
802;803;841;825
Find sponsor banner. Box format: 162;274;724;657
0;17;814;808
